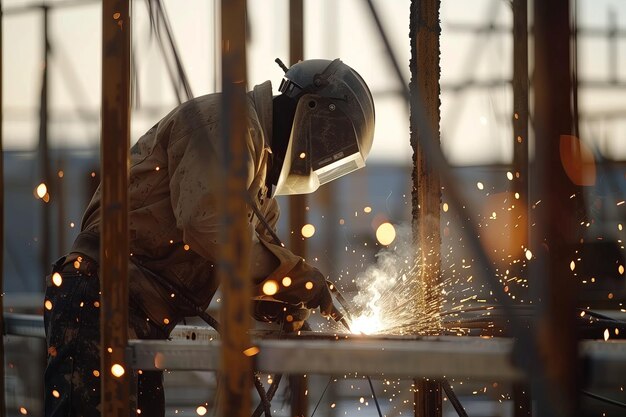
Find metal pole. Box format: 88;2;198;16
512;0;529;251
0;0;6;414
38;5;51;283
287;1;305;267
609;8;617;84
288;1;308;415
100;1;131;416
532;1;581;416
414;379;442;417
219;1;251;416
409;0;442;415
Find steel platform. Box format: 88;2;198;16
6;313;625;387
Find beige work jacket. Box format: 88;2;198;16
71;82;304;329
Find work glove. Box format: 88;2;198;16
252;261;333;331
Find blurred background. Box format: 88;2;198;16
2;0;625;416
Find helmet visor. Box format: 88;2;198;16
273;94;365;196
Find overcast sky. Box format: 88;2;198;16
3;0;626;164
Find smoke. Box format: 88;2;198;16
351;224;442;335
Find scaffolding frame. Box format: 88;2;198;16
0;0;623;415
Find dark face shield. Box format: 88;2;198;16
273;94;366;196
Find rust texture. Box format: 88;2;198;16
288;0;307;261
288;2;308;415
533;0;582;415
100;1;131;416
38;5;51;282
218;1;252;416
512;0;529;250
413;379;442;417
409;0;442;415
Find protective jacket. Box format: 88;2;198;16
71;81;310;329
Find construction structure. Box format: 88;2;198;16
1;1;626;417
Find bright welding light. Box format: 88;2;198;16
35;183;47;199
350;314;383;335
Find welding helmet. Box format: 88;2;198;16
273;59;375;196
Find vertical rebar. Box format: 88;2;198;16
532;0;581;416
512;0;529;251
100;1;131;416
0;0;5;415
218;1;251;416
409;0;442;415
288;0;307;262
288;1;308;415
38;5;51;283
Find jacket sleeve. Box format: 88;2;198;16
168;122;256;263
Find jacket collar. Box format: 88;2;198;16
251;81;273;147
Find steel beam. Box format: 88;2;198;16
100;1;131;416
409;0;443;415
512;0;529;251
288;2;308;415
219;1;251;416
5;314;626;388
38;5;51;282
124;336;626;386
532;1;582;416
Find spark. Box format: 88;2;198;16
19;407;27;415
282;277;292;287
52;272;63;287
243;346;260;357
476;182;484;190
442;203;449;212
525;249;533;260
305;281;314;290
111;364;125;377
619;265;624;275
364;206;372;213
262;280;279;296
301;224;316;238
506;172;513;181
376;223;396;245
604;329;610;341
35;183;47;199
196;406;208;416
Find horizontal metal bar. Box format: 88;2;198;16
127;335;626;386
7;313;625;386
128;336;523;380
4;313;45;338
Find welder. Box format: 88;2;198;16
43;58;375;417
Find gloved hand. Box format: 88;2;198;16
252;261;334;329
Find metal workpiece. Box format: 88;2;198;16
125;334;626;386
128;336;521;378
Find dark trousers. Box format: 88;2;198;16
44;257;168;417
